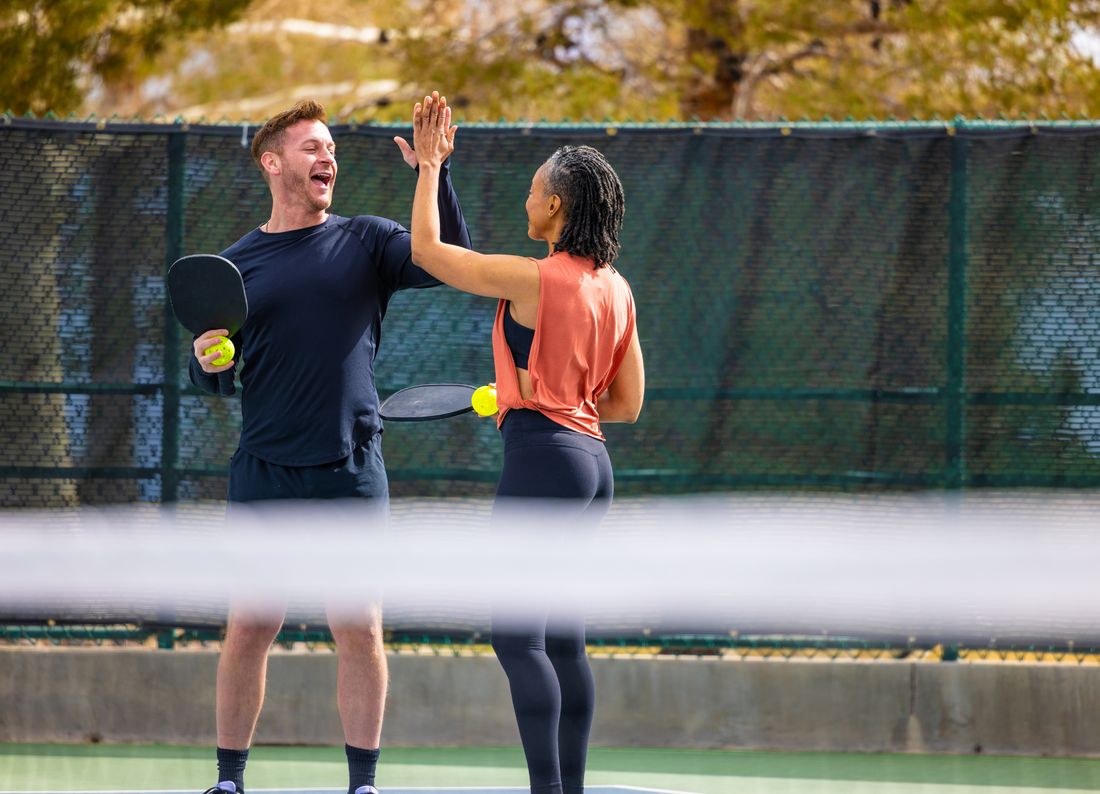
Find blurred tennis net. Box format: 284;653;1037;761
3;491;1100;663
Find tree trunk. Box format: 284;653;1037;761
679;0;745;121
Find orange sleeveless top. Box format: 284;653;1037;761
493;251;636;440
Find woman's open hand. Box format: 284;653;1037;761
412;91;457;170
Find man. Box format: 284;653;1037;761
190;95;471;794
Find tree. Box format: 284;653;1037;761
0;0;253;116
11;0;1100;122
380;0;1100;122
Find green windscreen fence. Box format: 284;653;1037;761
3;119;1100;506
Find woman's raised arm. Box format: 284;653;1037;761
410;93;539;304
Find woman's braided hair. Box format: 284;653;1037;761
542;145;624;269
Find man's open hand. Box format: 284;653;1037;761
393;136;417;169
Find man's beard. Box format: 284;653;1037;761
287;169;332;213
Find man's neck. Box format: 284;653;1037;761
263;202;329;234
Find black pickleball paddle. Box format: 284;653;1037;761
379;384;478;421
167;254;248;397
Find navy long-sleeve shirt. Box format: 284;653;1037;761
189;161;472;467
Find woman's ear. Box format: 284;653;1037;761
547;194;563;217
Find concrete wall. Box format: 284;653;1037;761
2;647;1099;756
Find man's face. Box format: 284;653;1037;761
270;119;337;212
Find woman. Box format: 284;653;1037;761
409;92;644;794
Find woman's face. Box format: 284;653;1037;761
525;164;559;241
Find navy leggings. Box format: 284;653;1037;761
491;409;613;794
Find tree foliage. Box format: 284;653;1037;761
10;0;1100;121
380;0;1100;121
0;0;252;115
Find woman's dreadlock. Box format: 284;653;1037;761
542;145;625;269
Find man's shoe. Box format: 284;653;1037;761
353;787;378;794
203;783;238;794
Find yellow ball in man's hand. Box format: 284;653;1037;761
205;336;235;367
471;384;498;417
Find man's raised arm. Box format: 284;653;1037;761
379;149;474;291
434;156;472;250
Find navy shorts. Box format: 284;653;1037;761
228;432;389;507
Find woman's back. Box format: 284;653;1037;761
493;251;635;439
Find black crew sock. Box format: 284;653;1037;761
345;744;380;792
216;747;249;793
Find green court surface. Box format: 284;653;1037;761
2;744;1100;794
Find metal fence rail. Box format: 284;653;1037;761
4;624;1098;664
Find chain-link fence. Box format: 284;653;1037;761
6;117;1100;506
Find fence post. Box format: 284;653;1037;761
945;123;969;489
161;133;185;504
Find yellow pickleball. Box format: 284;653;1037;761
205;336;235;367
471;384;498;417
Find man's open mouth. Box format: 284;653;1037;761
312;172;333;188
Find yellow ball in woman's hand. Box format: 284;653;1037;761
471;384;498;417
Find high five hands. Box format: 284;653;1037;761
394;91;457;169
404;91;456;171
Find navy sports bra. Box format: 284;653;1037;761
503;302;535;369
